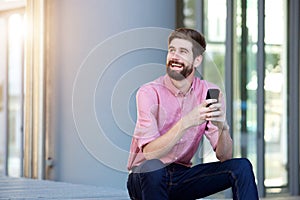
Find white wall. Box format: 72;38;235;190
48;0;175;190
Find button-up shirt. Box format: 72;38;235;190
127;75;222;170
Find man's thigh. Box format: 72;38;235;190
169;160;242;199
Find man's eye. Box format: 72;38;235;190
180;50;188;54
169;48;175;53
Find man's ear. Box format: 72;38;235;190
193;55;203;67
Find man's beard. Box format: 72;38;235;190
166;61;194;81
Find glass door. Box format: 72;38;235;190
179;0;290;197
7;12;25;178
0;16;7;176
234;0;288;196
264;0;288;193
0;8;25;177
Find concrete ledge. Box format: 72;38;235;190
1;176;299;200
0;176;129;199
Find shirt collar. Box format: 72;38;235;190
163;75;195;97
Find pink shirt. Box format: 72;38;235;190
127;75;221;170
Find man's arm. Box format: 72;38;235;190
215;124;233;162
205;91;233;162
142;118;188;160
143;99;217;160
135;87;191;160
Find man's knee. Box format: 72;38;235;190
237;158;253;170
231;158;255;177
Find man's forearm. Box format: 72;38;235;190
143;118;189;160
216;125;233;162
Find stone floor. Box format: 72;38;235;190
0;176;299;200
0;176;129;199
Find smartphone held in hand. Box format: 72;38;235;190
206;89;220;106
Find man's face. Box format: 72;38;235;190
166;38;195;81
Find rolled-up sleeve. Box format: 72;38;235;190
134;87;160;150
204;122;219;150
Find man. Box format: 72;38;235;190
127;28;259;200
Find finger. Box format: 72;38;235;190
205;99;218;107
205;110;222;119
207;104;222;113
207;103;220;109
207;117;223;123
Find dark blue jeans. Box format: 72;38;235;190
127;158;259;200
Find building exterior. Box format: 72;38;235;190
0;0;299;198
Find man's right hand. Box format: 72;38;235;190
182;99;218;128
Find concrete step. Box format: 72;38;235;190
0;176;129;199
1;176;299;200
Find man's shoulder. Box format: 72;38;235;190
193;77;220;90
139;76;165;90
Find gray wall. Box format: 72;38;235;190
48;0;175;190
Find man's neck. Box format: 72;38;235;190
170;76;194;95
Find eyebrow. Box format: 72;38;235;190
168;46;190;53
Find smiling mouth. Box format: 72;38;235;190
169;61;184;70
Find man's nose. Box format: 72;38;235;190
170;51;180;59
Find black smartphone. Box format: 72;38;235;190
206;88;220;106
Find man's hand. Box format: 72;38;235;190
182;93;228;129
204;92;228;131
181;101;206;128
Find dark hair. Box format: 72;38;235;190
168;28;206;58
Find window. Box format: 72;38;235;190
179;0;291;197
0;0;46;179
0;9;25;177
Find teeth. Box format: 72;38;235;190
171;63;182;67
